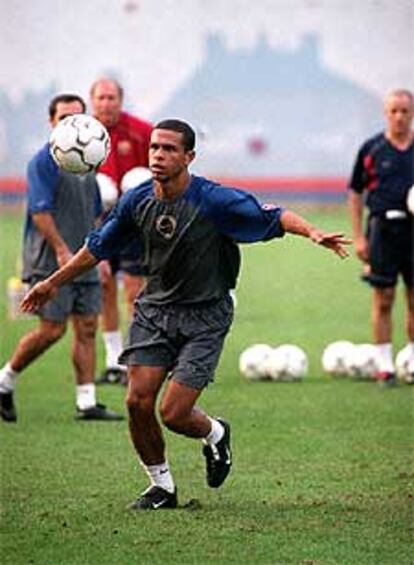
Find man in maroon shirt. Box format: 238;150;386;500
90;78;153;384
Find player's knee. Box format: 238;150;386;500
42;323;66;344
159;402;186;432
379;292;394;311
374;288;395;312
101;275;116;296
77;319;98;342
125;387;155;417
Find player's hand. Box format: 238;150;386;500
20;280;58;313
353;235;369;262
309;229;352;258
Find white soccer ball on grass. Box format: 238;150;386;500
321;340;356;377
395;345;414;384
239;344;273;380
265;344;308;381
348;343;380;380
50;114;110;175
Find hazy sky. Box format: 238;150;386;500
1;0;413;118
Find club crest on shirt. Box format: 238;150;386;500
155;214;177;239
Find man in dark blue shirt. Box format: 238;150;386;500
21;119;350;510
349;89;414;386
0;94;122;423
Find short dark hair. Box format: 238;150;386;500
48;94;86;120
154;119;196;151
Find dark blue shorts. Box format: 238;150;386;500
365;215;413;288
119;295;234;390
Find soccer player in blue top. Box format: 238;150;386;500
349;89;414;386
0;94;123;423
21;119;350;510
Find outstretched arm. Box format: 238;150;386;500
20;246;98;313
280;210;351;258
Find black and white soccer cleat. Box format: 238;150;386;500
203;418;232;488
128;485;178;510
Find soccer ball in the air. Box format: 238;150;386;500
265;344;308;381
395;345;414;384
348;343;380;379
96;173;118;212
50;114;110;174
120;166;152;192
239;344;273;380
321;340;355;377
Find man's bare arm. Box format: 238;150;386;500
348;191;368;262
32;212;73;266
280;210;351;258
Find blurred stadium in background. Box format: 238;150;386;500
0;0;413;203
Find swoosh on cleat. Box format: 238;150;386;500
152;499;169;509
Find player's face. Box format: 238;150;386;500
91;81;122;127
149;129;194;182
50;101;84;127
384;94;414;136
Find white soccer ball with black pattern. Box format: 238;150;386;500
266;344;308;381
395;345;414;384
321;340;356;377
348;343;380;379
50;114;110;174
239;344;273;380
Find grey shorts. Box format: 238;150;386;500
31;278;102;323
119;295;234;390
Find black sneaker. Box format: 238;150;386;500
95;367;127;385
203;418;232;488
128;485;178;510
0;391;17;423
75;403;124;421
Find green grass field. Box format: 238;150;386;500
0;207;413;565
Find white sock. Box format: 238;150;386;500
76;383;96;410
141;461;175;493
204;417;225;446
103;330;126;370
0;362;19;393
375;343;394;373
